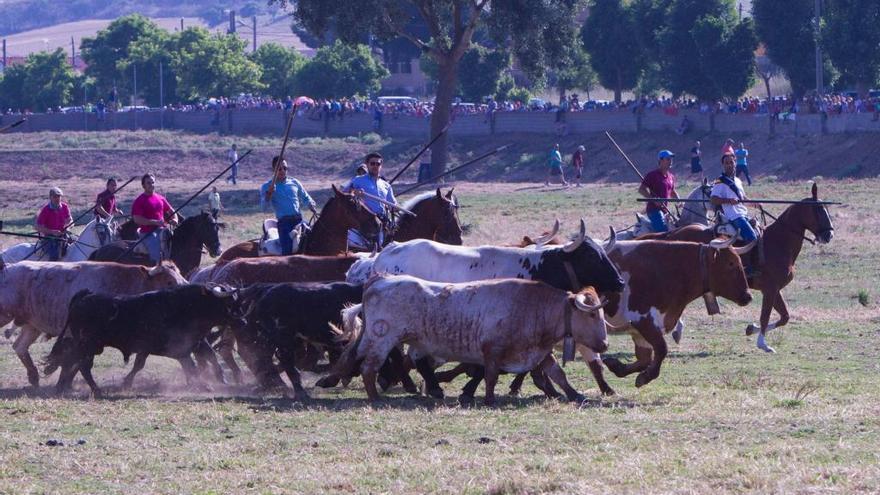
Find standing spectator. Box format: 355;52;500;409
571;145;585;187
545;143;568;187
226;144;239;185
734;142;752;186
96;99;106;121
690;140;703;182
208;187;222;219
721;138;735;155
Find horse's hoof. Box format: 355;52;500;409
507;387;521;397
458;394;475;407
567;393;586;403
602;357;626;377
314;376;340;388
745;324;758;336
599;385;616;396
635;371;652;388
757;343;776;354
426;386;445;400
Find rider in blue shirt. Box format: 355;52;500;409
345;152;396;245
260;156;317;255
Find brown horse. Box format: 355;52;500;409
218;184;379;261
638;183;835;352
90;211;224;278
391;188;463;245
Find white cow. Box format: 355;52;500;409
0;259;187;387
334;275;609;406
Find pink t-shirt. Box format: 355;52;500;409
642;169;675;213
37;203;70;231
131;193;173;234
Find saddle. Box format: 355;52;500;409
258;218;305;256
712;212;762;242
133;228;171;259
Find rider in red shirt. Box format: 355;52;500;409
131;173;177;264
638;150;679;232
35;186;73;261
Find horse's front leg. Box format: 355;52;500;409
746;288;779;353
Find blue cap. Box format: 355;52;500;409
658;149;675;159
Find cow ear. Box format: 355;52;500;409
332;184;342;196
811;182;818;200
445;188;455;199
436;187;443;199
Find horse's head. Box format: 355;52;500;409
330;184;380;237
184;211;224;257
427;188;463;245
798;182;834;244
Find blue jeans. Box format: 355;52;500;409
227;164;237;185
731;217;758;243
277;214;302;255
647;210;668;232
42;238;62;261
140;230;163;265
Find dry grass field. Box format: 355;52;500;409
0;138;878;493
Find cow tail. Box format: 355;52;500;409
43;320;71;376
329;304;365;378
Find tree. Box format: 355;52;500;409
275;0;582;176
119;29;177;107
0;49;77;112
753;0;834;98
755;54;783;100
81;14;165;100
457;45;510;102
823;0;880;97
549;43;597;100
582;0;644;103
294;40;389;99
171;28;264;102
250;42;306;98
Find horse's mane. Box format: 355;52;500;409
401;192;437;211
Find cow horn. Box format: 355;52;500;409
732;239;757;256
209;284;236;298
708;236;735;250
533;219;560;247
573;293;605;312
563;219;586;253
604;226;616;252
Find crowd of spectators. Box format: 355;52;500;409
3;91;879;122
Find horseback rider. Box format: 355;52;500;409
260;156;317;255
638;150;679;232
711;152;760;275
346;152;396;245
94;177;124;245
35;186;73;261
131;173;178;265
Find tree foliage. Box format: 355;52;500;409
294;40;389;99
822;0;880;95
753;0;834;97
458;45;510;102
582;0;644;103
81;14;165;99
171;28;264;102
654;0;757;101
0;49;78;111
120;28;176;106
249;42;306;98
549;42;597;98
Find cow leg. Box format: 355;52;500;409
276;348;309;400
482;362;501;407
749;289;779;353
529;368;563;399
435;363;471;383
194;340;226;385
359;337;400;402
175;355;208;391
414;357;444;399
12;326;41;387
603;334;653;378
122;353;148;389
214;328;243;384
379;347;418;394
55;361;80;395
539;354;584;402
508;372;527;396
78;355;103;399
633;323;668;388
232;323;286;390
459;367;484;407
579;346;615;396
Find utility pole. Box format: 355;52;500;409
180;18;184;31
133;65;138;129
159;61;164;130
71;36;76;68
253;16;257;53
228;10;236;34
814;0;824;94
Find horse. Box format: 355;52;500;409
89;211;224;278
615;181;713;240
0;216;116;264
637;183;835;353
389;188;463;245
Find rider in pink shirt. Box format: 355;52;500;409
131;173;177;264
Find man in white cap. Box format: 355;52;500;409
35;186;73;261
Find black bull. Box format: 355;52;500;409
44;284;243;397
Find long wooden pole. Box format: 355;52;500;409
637;198;842;205
388;121;451;184
605;131;645;181
266;105;297;199
398;144;512;196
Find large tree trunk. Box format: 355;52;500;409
614;68;622;104
762;75;772;100
429;58;459;179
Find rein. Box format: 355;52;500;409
759;205;816;246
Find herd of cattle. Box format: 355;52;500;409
0;211;772;406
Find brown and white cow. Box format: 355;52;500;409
590;239;753;391
333;275;609;406
0;260;187;387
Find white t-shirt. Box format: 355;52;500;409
208;192;221;210
227;149;238;164
711;177;749;220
